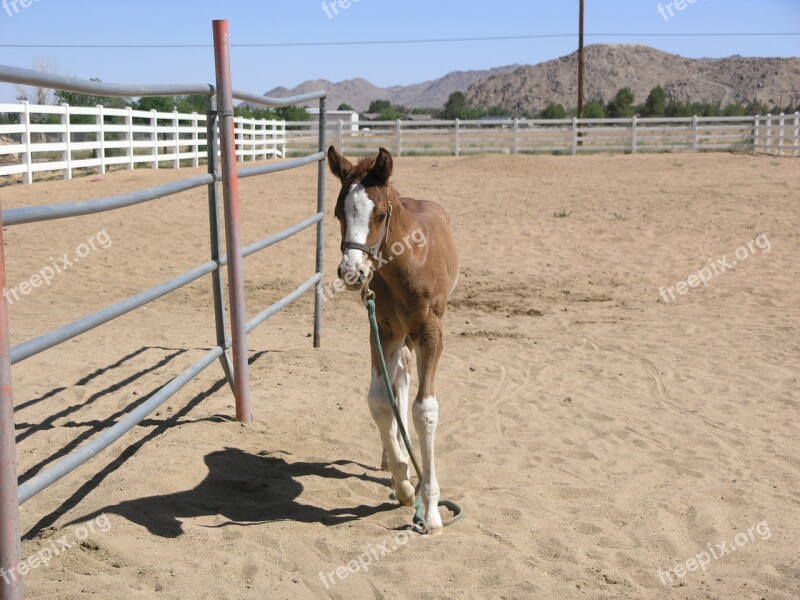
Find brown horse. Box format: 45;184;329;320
327;146;458;532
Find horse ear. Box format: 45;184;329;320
370;147;393;184
327;146;353;182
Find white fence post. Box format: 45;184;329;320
173;110;180;168
793;112;799;158
61;103;72;180
692;115;699;152
396;119;402;157
252;119;258;161
21;101;32;184
753;115;760;154
454;119;460;157
259;119;265;161
631;116;638;154
766;114;773;155
778;113;785;157
513;118;520;154
337;119;344;152
571;117;578;155
125;106;134;171
96;104;106;175
191;112;200;167
151;109;159;169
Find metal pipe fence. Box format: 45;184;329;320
0;19;326;600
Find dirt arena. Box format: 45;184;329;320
2;152;798;599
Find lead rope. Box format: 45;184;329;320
361;283;464;529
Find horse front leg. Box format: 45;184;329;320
412;317;444;533
381;345;411;479
368;339;415;507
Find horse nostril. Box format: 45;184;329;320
337;265;344;279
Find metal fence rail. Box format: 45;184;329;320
0;20;326;600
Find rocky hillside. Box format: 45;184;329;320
263;65;520;112
465;44;800;112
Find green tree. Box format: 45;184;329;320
275;106;310;121
583;101;605;119
337;103;354;111
723;103;746;117
699;103;721;117
55;80;129;110
642;86;667;117
235;105;278;120
606;87;635;118
665;101;689;117
539;103;566;119
443;92;467;119
367;99;391;114
175;95;209;114
133;96;177;112
485;105;513;117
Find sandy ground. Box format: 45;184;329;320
1;152;798;599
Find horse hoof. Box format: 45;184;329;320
396;481;415;506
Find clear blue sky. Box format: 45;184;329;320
0;0;798;104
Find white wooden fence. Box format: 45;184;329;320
285;113;800;158
3;107;798;185
0;101;286;184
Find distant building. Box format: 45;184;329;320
306;108;359;132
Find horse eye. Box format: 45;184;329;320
377;212;387;222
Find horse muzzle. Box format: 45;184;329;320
338;263;372;291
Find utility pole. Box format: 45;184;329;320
578;0;585;118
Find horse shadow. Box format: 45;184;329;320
66;447;397;538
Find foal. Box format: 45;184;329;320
328;146;458;532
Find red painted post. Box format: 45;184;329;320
0;202;22;600
212;20;252;424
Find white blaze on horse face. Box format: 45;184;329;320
341;183;375;270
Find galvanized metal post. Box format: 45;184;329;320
0;204;22;600
206;95;235;393
313;97;326;348
213;19;251;424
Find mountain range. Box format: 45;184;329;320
262;44;800;113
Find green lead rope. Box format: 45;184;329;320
365;297;464;529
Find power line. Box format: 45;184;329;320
0;32;798;49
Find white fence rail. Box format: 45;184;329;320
3;108;798;184
0;102;286;183
284;113;800;158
